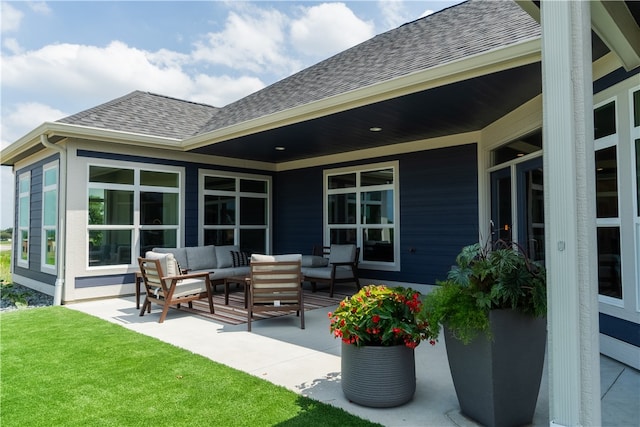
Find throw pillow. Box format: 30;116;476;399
231;251;250;267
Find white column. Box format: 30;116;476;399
540;1;601;426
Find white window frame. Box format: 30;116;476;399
630;86;640;312
17;171;30;268
594;96;624;307
41;161;58;273
198;170;271;252
87;162;183;269
324;161;400;271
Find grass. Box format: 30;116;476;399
1;307;380;427
0;249;11;284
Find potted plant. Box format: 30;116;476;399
328;284;436;407
424;239;547;427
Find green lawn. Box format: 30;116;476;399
0;249;11;284
1;307;379;427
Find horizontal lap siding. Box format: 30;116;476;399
274;144;478;286
273;167;324;254
387;143;478;284
13;155;59;288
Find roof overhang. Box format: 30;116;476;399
182;38;541;152
1;122;181;166
518;0;640;71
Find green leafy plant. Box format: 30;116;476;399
424;239;546;344
329;284;437;348
0;281;32;308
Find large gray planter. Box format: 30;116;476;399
341;342;416;407
445;309;547;427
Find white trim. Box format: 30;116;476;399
84;159;184;270
323;161;400;271
40;161;58;274
198;169;272;252
17;171;30;268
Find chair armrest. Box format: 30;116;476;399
163;272;210;281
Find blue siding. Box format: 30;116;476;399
273;144;479;285
273;167;325;254
13;155;59;288
600;313;640;347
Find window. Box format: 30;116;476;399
325;162;399;269
200;172;270;254
17;172;30;267
88;165;181;267
42;162;58;271
594;98;622;300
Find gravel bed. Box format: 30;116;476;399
0;283;54;312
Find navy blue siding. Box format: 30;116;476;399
272;167;325;254
600;313;640;347
13;155;59;288
76;273;135;288
273;144;478;285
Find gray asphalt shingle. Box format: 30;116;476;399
57;91;219;140
56;0;539;140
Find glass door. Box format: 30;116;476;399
490;157;545;262
517;157;545;262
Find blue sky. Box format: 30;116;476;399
0;0;462;228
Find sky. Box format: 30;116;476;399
0;0;462;229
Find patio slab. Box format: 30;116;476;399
68;296;638;427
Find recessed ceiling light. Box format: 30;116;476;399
369;127;382;132
275;146;286;151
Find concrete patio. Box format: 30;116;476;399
69;295;639;427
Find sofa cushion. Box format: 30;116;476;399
301;255;329;267
215;245;240;268
187;245;216;271
144;251;180;277
251;254;302;262
328;244;356;263
209;266;251;280
231;251;250;267
152;247;188;271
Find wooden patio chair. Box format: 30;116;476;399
138;253;214;323
304;244;360;297
248;254;304;332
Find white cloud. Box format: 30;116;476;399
419;9;435;19
0;40;264;108
290;3;374;58
1;102;67;148
376;0;407;31
1;2;23;33
192;7;299;75
2;37;22;54
27;1;51;15
190;74;265;107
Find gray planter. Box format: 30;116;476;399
445;309;547;427
341;342;416;407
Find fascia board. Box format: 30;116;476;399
1;122;181;166
182;38;542;151
591;1;640;71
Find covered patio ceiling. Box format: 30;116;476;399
187;1;635;165
189;62;543;164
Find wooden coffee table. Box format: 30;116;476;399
224;276;250;308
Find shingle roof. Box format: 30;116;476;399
56;0;539;141
57;91;219;140
195;0;540;135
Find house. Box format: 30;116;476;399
2;0;639;423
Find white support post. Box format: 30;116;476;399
541;1;601;426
